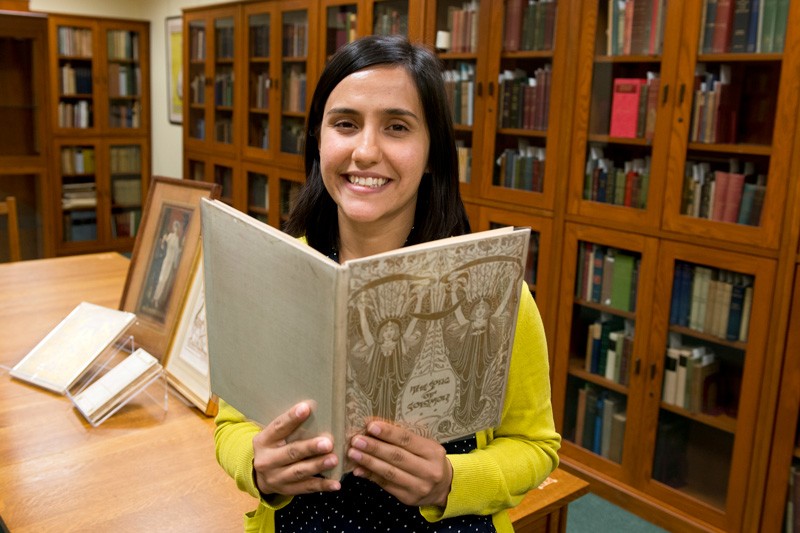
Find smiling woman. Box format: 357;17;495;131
212;35;560;533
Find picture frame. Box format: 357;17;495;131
165;16;183;125
163;248;217;415
119;176;219;361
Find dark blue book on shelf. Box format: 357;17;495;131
678;263;693;327
592;393;605;455
591;245;604;303
746;0;761;52
669;263;682;325
583;385;598;450
726;279;746;340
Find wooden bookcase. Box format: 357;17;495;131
47;14;150;255
0;10;52;260
554;0;800;531
180;0;800;530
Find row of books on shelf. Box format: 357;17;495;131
504;0;557;52
497;66;551;131
573;383;626;463
280;122;304;155
57;26;92;57
61;147;95;175
608;73;660;140
215;119;233;144
109;103;142;129
215;25;234;60
444;63;475;127
250;118;270;149
681;161;765;226
110;147;141;174
107;30;140;61
584;149;650;209
605;0;667;56
699;0;790;54
662;342;720;414
190;28;206;62
787;463;800;533
60;63;93;96
282;66;307;113
456;141;472;184
443;0;478;54
494;141;545;193
327;10;357;53
248;175;269;209
215;72;234;106
250;72;271;109
373;8;408;37
63;210;97;242
111;178;141;207
107;64;141;97
111;209;141;238
670;262;753;342
584;317;633;387
576;243;640;313
190;75;206;105
62;182;96;209
249;22;270;58
690;65;739;144
282;20;308;57
58;101;93;129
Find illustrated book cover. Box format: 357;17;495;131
200;199;530;479
10;302;136;393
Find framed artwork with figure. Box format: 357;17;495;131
120;176;219;360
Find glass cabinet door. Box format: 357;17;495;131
108;142;145;241
104;26;144;132
186;17;208;144
244;8;273;159
54;20;96;133
212;15;236;148
278;7;309;161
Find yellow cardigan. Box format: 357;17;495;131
214;286;561;532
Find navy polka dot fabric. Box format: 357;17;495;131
274;435;496;532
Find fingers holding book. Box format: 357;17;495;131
252;401;342;496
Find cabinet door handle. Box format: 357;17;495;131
678;83;686;105
489;81;494;97
650;363;657;380
634;358;641;375
662;84;669;105
477;81;482;97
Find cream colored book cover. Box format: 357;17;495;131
10;302;136;393
201;199;529;479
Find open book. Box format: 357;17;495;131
201;199;530;479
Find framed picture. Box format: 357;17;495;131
163;249;217;415
120;176;219;361
166;16;183;124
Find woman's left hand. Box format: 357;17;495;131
347;421;453;507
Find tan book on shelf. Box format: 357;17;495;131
10;302;136;394
200;199;530;480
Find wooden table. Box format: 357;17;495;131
0;253;253;532
0;252;588;533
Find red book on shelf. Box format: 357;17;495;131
712;0;735;53
609;78;646;138
504;0;524;51
722;172;745;223
711;170;729;222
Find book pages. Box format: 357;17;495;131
10;302;136;393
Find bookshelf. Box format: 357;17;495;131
178;0;800;530
0;10;52;260
47;14;150;255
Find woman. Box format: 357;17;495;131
214;35;560;532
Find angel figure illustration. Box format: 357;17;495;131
349;280;427;422
445;263;517;427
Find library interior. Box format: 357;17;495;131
1;0;799;532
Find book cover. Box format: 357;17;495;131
611;252;635;312
10;302;136;394
600;395;618;458
200;199;530;480
609;78;646;138
662;348;679;405
575;386;587;445
608;411;626;463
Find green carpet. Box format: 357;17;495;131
567;493;668;532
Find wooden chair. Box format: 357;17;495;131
0;196;21;262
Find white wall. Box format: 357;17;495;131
30;0;237;179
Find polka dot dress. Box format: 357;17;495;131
274;435;496;532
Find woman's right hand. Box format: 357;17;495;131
252;401;342;496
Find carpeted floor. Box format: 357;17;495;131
567;493;668;532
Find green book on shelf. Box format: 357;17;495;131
611;252;635;312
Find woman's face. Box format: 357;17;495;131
319;65;429;233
